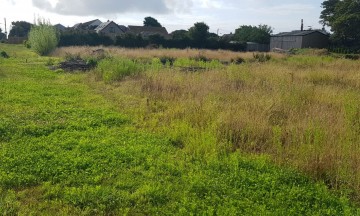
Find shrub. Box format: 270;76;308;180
23;40;31;49
344;54;360;60
45;58;55;66
253;53;271;62
159;56;176;66
0;51;9;58
28;18;59;56
231;57;245;64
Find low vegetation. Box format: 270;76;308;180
0;44;360;214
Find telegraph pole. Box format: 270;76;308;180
4;18;7;39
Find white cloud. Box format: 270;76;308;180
199;0;223;9
247;3;315;16
32;0;172;15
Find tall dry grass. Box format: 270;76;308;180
52;46;285;62
56;47;360;202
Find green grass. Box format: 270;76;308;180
0;44;359;215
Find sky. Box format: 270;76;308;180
0;0;325;35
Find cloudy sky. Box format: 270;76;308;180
1;0;325;34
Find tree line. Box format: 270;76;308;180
5;17;272;52
57;20;272;51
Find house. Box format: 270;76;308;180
221;33;234;41
73;19;102;30
270;30;329;50
54;24;66;32
95;21;126;39
127;26;170;39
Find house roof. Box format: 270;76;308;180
128;26;169;37
118;25;129;33
95;21;125;33
73;19;102;29
54;24;66;31
272;30;329;37
95;21;111;32
221;33;234;39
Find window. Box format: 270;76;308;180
109;27;115;33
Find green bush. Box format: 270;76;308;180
0;51;9;58
28;19;59;56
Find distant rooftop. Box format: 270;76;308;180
128;26;169;37
95;21;127;34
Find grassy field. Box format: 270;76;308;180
0;44;359;215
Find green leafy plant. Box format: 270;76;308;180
28;18;59;56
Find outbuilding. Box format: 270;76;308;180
270;30;329;50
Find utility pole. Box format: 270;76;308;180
4;18;7;39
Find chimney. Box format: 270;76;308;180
301;19;304;31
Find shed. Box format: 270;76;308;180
246;42;270;52
270;30;329;50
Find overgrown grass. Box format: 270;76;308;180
1;44;359;214
86;48;360;204
94;57;145;83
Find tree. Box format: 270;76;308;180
143;17;162;27
28;19;59;56
9;21;32;37
320;0;360;43
320;0;338;26
188;22;210;47
234;24;273;44
0;28;5;40
171;30;189;40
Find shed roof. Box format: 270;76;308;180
272;30;329;37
